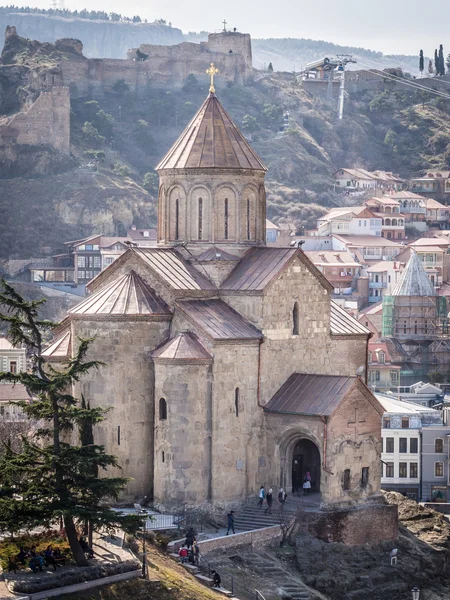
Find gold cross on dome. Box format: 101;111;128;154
206;62;219;93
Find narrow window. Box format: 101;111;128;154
401;417;409;429
224;198;229;240
198;197;203;240
159;398;167;420
9;361;17;374
117;425;121;446
403;320;407;334
425;320;428;334
247;198;251;240
383;417;391;429
385;462;394;477
410;463;418;478
162;451;165;463
435;462;444;477
435;438;444;453
361;467;369;488
343;469;351;491
175;198;179;240
292;302;299;336
414;320;418;334
386;437;394;453
235;387;239;417
410;438;418;453
399;462;407;478
399;438;407;453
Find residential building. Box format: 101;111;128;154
364;196;405;240
127;226;158;248
378;395;444;500
0;336;26;374
392;382;444;408
411;169;450;202
334;168;405;191
425;198;449;228
317;207;382;237
367;260;405;304
304;250;362;295
265;219;281;244
357;301;383;339
390;191;427;233
331;234;403;263
367;341;401;391
0;383;30;421
402;237;450;287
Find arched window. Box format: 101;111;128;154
292;302;299;335
235;387;239;417
247;198;251;240
159;398;167;420
399;219;404;226
162;451;165;463
175;198;179;240
385;218;391;226
198;197;203;240
414;320;418;334
343;469;351;491
403;320;407;334
425;320;428;334
392;218;398;226
224;198;229;240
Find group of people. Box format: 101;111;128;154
178;527;200;566
8;544;67;574
258;486;287;514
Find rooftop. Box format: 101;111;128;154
0;337;14;350
152;332;212;361
409;237;450;247
376;394;437;414
392;251;436;297
305;250;361;267
0;383;30;402
42;329;71;360
389;191;427;200
330;301;370;336
156;92;267;171
332;234;403;247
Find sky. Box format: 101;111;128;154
12;0;450;56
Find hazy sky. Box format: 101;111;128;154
13;0;449;55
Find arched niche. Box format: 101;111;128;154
241;185;259;242
214;185;237;242
189;186;212;241
167;185;186;242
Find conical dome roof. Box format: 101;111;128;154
69;271;171;316
156;93;267;171
392;251;436;296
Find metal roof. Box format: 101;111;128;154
42;330;71;360
392;252;437;297
222;247;297;291
176;299;263;341
156;93;267;171
132;248;216;290
69;271;171;316
264;373;356;416
0;383;30;402
330;301;370;335
152;332;212;361
194;247;241;262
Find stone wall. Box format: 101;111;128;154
71;316;170;500
0;86;70;154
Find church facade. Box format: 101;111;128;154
44;87;388;522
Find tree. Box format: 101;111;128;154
112;79;130;97
428;369;444;384
134;119;155;151
419;49;424;75
439;44;445;76
261;103;283;130
113;163;131;177
0;281;141;565
435;49;439;75
143;171;159;194
267;62;274;72
428;59;434;75
242;114;260;134
82;122;105;148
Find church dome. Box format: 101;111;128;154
156;92;267;172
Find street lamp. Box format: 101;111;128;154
412;587;420;600
142;518;147;578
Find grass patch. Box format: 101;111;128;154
0;530;71;570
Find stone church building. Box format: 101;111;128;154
44;89;388;521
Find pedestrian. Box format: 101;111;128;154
178;545;189;564
211;569;221;588
303;472;311;495
17;547;27;565
257;485;265;507
192;540;200;566
185;526;196;549
264;488;273;514
278;487;287;506
226;510;235;535
29;555;44;573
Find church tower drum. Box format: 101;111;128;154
156;72;267;253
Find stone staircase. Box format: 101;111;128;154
242;553;310;600
234;495;320;532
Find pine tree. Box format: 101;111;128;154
446;54;450;73
0;281;141;566
428;59;434;75
419;49;424;75
435;49;440;75
268;62;274;72
439;44;445;75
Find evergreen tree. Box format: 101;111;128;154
428;59;434;75
439;44;445;75
446;53;450;73
434;49;439;75
419;49;424;75
267;62;274;72
0;281;140;566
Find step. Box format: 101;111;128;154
195;574;214;587
183;564;199;574
211;588;233;597
169;552;181;561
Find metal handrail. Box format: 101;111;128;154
255;591;267;600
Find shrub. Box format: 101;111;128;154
143;171;158;194
113;162;131;177
82;121;105;148
83;149;106;160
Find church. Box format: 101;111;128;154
43;72;387;519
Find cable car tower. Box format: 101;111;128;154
335;55;357;120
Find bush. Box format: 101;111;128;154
113;162;131;177
0;531;71;571
83;149;106;160
134;119;155;151
82;122;105;148
143;171;158;194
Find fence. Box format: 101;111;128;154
143;505;204;532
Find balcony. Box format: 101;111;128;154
400;207;426;214
369;281;388;289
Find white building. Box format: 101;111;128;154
317;207;382;237
0;336;26;374
334;168;404;191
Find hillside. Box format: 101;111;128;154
1;30;450;258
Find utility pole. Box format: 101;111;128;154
336;54;357;120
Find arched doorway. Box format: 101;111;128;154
291;439;321;494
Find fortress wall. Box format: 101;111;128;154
1;86;70;153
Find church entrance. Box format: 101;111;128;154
291;439;321;494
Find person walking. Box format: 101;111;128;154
185;527;196;549
226;510;235;535
278;487;287;508
257;485;265;507
264;488;273;514
303;472;311;495
211;569;221;588
192;540;200;566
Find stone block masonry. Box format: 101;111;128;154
0;87;70;154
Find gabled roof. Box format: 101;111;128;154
409;237;450;248
156;93;267;171
332;234;402;247
392;252;436;297
330;301;370;336
176;299;263;341
425;198;448;209
194;247;240;262
390;191;427;200
264;373;358;416
152;332;212;361
42;329;71;360
305;250;361;267
70;271;171;316
221;247;333;293
0;337;14;350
